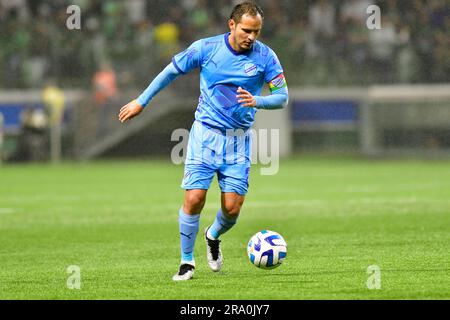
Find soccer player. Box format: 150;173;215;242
118;1;288;281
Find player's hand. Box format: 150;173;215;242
237;87;257;108
118;100;144;123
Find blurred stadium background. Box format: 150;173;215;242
0;0;450;300
0;0;449;162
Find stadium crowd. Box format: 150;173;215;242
0;0;448;89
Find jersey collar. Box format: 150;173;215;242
224;32;252;56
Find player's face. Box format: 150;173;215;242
229;14;262;52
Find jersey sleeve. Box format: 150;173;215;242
264;49;284;84
172;40;203;74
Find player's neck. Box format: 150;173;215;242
227;33;244;53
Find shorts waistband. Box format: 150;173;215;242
197;121;250;136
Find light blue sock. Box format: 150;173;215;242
208;209;238;240
178;208;200;265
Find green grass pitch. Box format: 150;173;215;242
0;157;449;300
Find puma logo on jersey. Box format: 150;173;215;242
209;60;218;68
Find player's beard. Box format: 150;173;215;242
241;41;253;51
237;36;253;52
230;32;253;52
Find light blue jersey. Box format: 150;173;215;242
172;33;284;130
135;32;287;195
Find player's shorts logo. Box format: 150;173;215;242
244;63;258;77
183;171;193;181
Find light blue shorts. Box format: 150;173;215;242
181;121;252;195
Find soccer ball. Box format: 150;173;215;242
247;230;287;269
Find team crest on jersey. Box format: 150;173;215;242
244;63;258;76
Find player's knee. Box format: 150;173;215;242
222;201;243;217
184;191;206;214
